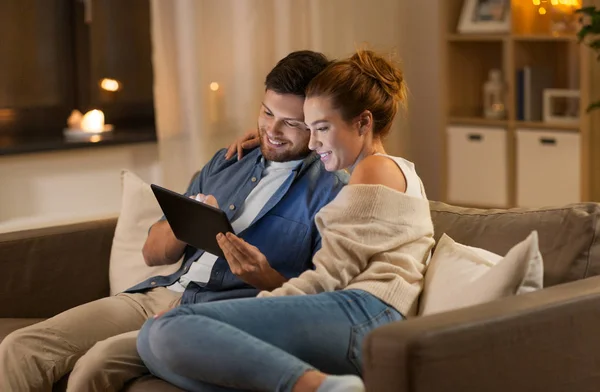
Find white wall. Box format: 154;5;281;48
0;0;445;234
0;142;160;232
151;0;415;192
398;0;443;201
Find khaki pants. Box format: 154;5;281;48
0;287;181;392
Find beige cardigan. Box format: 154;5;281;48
258;184;435;317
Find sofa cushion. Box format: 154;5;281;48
0;318;45;343
419;231;544;315
109;170;183;295
430;201;600;287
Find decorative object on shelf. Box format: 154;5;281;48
576;5;600;112
458;0;511;34
516;66;553;122
513;0;580;35
531;0;581;36
63;109;114;142
548;0;582;36
542;88;580;125
483;69;506;120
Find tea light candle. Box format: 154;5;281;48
81;109;105;133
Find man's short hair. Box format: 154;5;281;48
265;50;329;97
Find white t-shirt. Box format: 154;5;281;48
168;159;303;292
374;153;431;264
374;153;427;199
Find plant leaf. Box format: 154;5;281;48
587;101;600;113
590;39;600;49
592;14;600;33
576;6;597;16
578;25;592;42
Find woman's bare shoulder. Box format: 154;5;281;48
348;155;407;193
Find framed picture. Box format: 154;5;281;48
543;89;580;126
458;0;511;34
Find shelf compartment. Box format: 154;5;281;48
513;40;580;122
447;41;505;119
512;1;581;36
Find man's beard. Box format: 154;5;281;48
258;128;311;163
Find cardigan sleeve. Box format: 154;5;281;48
258;184;431;298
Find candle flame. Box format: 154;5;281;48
100;78;121;92
210;82;220;91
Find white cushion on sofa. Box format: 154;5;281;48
418;231;543;316
108;170;183;295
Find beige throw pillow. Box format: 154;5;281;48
418;231;543;316
108;170;183;295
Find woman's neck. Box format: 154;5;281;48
347;138;386;174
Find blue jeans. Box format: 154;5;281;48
137;290;403;392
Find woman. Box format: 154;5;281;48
137;49;434;392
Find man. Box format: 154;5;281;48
0;50;348;391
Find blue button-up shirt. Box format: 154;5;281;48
126;147;348;304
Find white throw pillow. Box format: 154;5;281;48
108;170;183;295
418;231;544;316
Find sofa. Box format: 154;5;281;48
1;200;600;391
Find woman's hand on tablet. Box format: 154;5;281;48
216;232;287;291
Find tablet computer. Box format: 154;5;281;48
151;184;234;258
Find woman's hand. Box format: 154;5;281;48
225;129;260;161
216;232;287;291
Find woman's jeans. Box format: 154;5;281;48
137;289;403;392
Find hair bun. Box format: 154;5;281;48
350;50;406;104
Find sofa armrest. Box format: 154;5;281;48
0;218;117;318
363;276;600;392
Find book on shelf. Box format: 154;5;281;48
515;66;553;122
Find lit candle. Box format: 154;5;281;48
208;82;221;124
81;109;105;133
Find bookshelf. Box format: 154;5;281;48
440;0;599;209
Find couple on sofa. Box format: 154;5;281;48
0;49;435;392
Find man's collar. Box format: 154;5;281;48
252;148;319;176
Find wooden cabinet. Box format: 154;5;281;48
440;0;600;208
